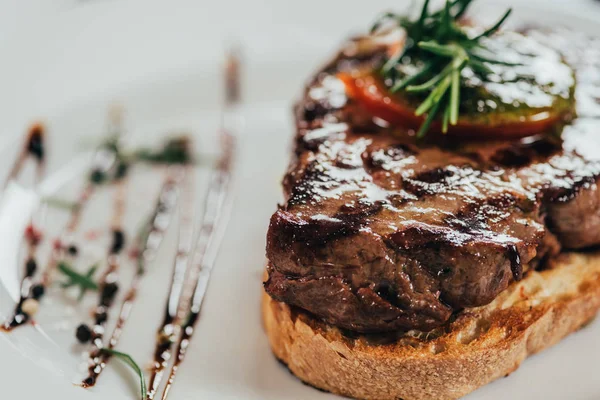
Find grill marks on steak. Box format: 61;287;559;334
265;35;600;333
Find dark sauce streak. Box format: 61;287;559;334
160;311;198;400
110;229;126;254
81;174;181;387
2;134;124;331
26;124;45;162
1;226;43;330
0;125;47;329
1;126;48;330
159;134;234;400
146;170;194;400
81;180;128;388
4;123;46;190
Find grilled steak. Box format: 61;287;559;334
264;29;600;333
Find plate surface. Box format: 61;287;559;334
0;1;599;400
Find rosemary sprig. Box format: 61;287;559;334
58;262;98;301
372;0;514;137
101;348;147;400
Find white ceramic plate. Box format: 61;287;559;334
1;2;599;400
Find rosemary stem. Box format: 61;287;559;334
391;62;435;92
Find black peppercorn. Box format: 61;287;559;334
25;258;37;276
31;284;45;299
101;282;119;306
76;324;92;344
95;309;108;324
67;244;78;256
82;376;96;387
115;162;129;179
110;229;125;254
90;169;106;184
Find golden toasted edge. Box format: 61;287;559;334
262;252;600;400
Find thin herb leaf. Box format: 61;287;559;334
472;8;512;40
469;58;494;75
58;262;98;301
417;94;445;138
453;0;474;20
382;47;408;75
450;68;460;125
391;61;435;92
418;41;460;58
442;102;451;133
101;348;147;400
415;0;431;40
407;62;454;92
43;197;78;211
133;137;192;165
469;51;521;66
415;73;452;116
435;0;452;39
370;12;398;33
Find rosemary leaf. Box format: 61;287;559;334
391;61;435;92
442;102;451;133
58;262;98;301
417;95;445;138
370;12;398;33
473;8;512;40
101;348;147;400
415;0;432;40
469;58;494;75
415;73;452;116
417;41;460;57
436;0;452;39
406;61;454;93
43;197;78;211
381;48;408;75
453;0;474;19
450;68;461;125
469;51;521;66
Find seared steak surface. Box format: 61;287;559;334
265;29;600;333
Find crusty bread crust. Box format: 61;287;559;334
262;252;600;400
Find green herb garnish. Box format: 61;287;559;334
134;136;192;165
101;348;147;400
372;0;515;137
43;197;79;211
58;262;98;301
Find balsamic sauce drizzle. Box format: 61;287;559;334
81;172;182;387
145;168;194;400
2;125;45;329
2;132;121;331
4;52;239;399
155;50;239;400
163;136;233;399
81;178;129;388
0;124;48;329
4;123;46;189
149;133;234;400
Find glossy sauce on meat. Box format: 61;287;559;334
264;28;600;333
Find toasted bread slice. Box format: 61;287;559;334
262;252;600;400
